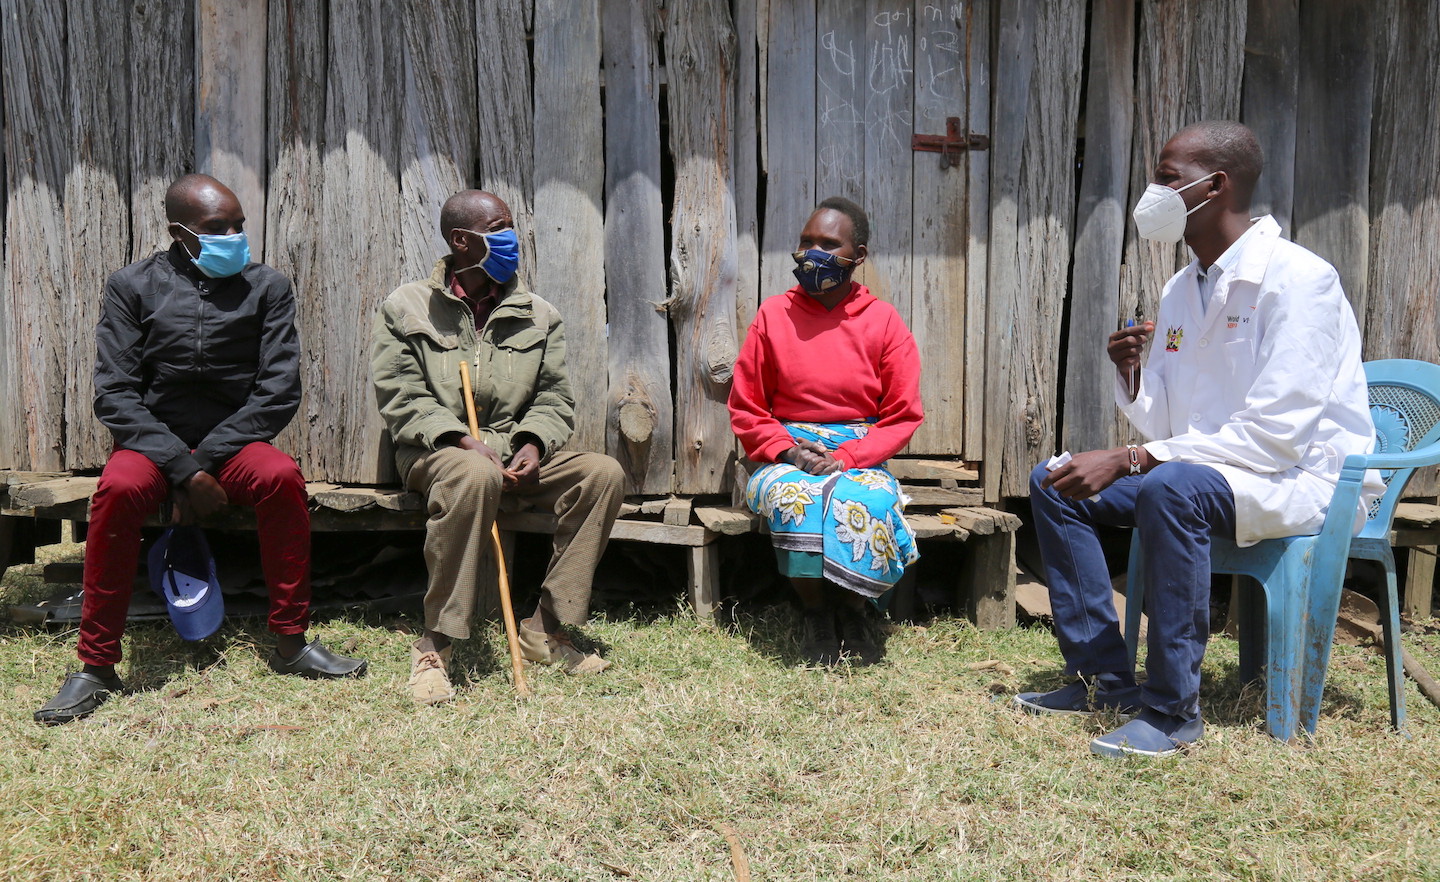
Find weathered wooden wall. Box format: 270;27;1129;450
66;2;130;469
983;0;1086;500
667;0;742;494
3;1;68;472
602;0;674;494
0;0;1436;505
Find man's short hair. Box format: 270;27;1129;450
440;190;497;240
163;173;223;224
816;196;870;248
1175;121;1264;207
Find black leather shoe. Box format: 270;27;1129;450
837;604;885;666
267;639;368;679
34;671;127;725
799;608;842;667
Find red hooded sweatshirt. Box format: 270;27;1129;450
728;283;923;470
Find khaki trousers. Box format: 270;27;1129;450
405;447;625;638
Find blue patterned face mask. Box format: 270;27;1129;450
456;227;520;284
791;248;856;295
179;225;250;278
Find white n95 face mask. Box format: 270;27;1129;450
1131;173;1217;243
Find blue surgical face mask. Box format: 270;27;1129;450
456;227;520;284
179;225;251;278
792;248;856;295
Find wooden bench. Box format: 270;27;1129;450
1;465;1020;628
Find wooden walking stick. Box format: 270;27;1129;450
458;361;531;697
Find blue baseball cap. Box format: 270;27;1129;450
147;527;225;641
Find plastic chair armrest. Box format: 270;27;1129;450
1316;466;1367;544
1344;442;1440;472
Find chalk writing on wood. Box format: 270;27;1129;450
759;1;816;303
859;2;914;313
816;0;866;202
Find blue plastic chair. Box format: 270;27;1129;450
1124;359;1440;741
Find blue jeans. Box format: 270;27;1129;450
1028;460;1236;720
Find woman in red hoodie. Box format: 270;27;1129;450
728;197;924;666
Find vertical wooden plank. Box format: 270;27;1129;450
907;1;969;454
0;8;12;470
601;0;674;493
1293;0;1373;318
400;0;478;283
1118;0;1246;395
982;0;1030;502
1405;549;1436;620
3;2;68;470
1120;0;1196;354
814;0;866;203
1366;0;1440;365
65;1;130;470
196;0;268;261
667;0;742;495
264;0;326;477
859;1;913;311
1239;0;1298;232
130;0;195;260
1117;3;1232;354
962;0;990;461
984;0;1085;500
961;530;1017;630
1183;0;1247;119
317;0;402;482
687;543;721;621
759;1;816;302
1061;0;1134;455
1367;0;1440;497
732;0;762;341
475;0;538;285
533;0;607;455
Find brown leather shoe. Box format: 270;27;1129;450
408;641;455;706
518;626;610;675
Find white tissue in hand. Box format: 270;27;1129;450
1045;451;1072;471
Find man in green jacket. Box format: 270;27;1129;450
372;190;624;705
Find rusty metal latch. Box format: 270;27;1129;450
911;116;990;167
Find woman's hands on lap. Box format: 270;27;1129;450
781;440;844;475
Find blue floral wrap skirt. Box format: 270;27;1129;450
744;422;919;598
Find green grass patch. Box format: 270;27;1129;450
2;541;1439;880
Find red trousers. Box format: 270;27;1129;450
78;442;311;665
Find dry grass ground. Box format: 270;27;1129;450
2;541;1439;881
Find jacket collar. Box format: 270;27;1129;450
428;256;532;316
1229;215;1281;284
166;242;248;287
1182;215;1281;286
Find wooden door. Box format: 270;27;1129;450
759;1;989;459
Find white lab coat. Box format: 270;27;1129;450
1117;215;1384;546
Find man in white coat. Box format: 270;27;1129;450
1017;120;1383;757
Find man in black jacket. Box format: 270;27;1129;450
35;174;366;725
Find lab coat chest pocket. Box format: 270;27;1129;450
1221;337;1260;412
